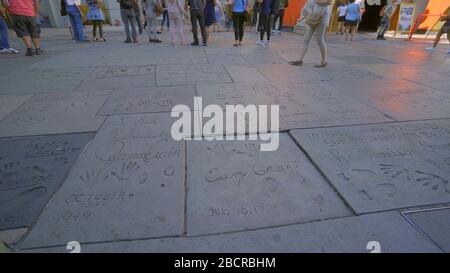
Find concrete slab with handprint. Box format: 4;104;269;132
291;119;450;214
186;133;351;235
0;133;93;230
19;113;184;249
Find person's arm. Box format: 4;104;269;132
34;0;40;15
2;0;9;10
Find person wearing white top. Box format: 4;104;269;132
167;0;186;45
65;0;89;42
336;0;347;34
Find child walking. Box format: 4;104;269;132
336;0;347;35
86;0;106;41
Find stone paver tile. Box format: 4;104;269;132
290;119;450;214
97;85;196;115
19;113;185;249
156;64;232;86
20;212;440;253
186;133;351;235
403;207;450;252
0;95;32;121
0;92;110;137
0;133;93;229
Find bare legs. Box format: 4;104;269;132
22;36;40;49
345;25;356;41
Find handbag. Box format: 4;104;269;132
306;4;323;26
241;0;249;22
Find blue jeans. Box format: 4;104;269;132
67;5;85;41
161;10;170;29
378;17;390;38
0;16;10;49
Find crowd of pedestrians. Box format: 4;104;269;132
0;0;449;60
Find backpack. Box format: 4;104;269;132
121;0;133;9
60;0;67;16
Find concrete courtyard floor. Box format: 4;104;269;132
0;26;450;253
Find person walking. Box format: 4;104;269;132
224;0;233;31
118;0;138;43
64;0;89;42
186;0;207;46
335;0;346;35
2;0;42;56
376;0;397;40
213;0;222;32
133;0;143;34
167;0;185;45
257;0;276;46
143;0;162;43
86;0;106;41
344;0;360;41
231;0;248;46
426;6;450;53
272;0;287;35
204;0;215;40
161;0;170;31
290;0;331;67
0;6;19;53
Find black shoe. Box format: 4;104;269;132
25;48;34;56
133;39;138;43
154;39;162;43
124;39;132;43
203;42;207;46
35;48;42;55
289;60;303;66
380;37;386;40
191;42;199;46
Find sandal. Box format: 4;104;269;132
289;60;303;66
314;61;328;68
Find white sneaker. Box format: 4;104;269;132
276;30;281;35
256;40;264;46
265;40;271;46
425;47;435;52
0;48;8;53
6;48;19;54
271;30;276;34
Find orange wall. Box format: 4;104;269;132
283;0;308;27
418;0;450;30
